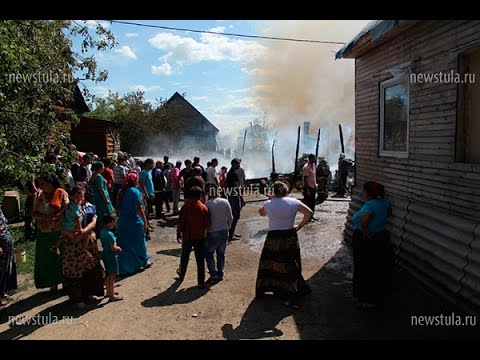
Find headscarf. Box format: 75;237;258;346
117;172;138;207
125;172;138;188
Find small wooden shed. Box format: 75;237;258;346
70;116;121;157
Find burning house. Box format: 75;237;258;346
237;122;270;156
336;20;480;312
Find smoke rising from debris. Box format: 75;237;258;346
249;20;369;166
253;21;362;121
143;21;368;178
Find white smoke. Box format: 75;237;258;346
142;20;369;178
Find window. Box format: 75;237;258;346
380;78;409;158
456;48;480;163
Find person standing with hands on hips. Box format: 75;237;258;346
256;181;313;308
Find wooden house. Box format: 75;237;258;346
164;92;219;152
336;20;480;312
71;116;121;157
68;86;121;157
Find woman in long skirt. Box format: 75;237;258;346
117;173;151;275
351;181;395;308
256;182;312;308
32;174;69;290
0;208;17;305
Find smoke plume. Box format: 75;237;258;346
250;20;370;165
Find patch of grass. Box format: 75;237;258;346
15;241;35;274
9;227;36;274
8;281;30;295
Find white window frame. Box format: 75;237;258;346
379;77;409;158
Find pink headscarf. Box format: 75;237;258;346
117;172;139;207
125;171;138;187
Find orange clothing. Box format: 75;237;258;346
50;187;66;210
177;199;210;241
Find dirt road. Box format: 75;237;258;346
0;196;478;339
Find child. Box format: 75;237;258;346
100;214;123;302
51;186;86;255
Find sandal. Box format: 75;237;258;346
144;261;153;269
108;295;124;302
104;292;119;298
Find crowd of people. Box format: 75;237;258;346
0;148;395;311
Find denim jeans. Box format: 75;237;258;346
205;230;228;277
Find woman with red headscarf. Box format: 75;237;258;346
351;181;395;308
117;172;152;275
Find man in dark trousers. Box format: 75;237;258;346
176;186;211;289
226;158;243;242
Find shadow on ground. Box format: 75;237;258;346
0;290;65;326
157;216;178;228
223;244;480;340
142;279;209;308
222;295;293;339
0;296;104;340
156;248;182;258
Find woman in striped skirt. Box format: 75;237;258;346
256;181;312;308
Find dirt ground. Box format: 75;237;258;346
0;194;479;340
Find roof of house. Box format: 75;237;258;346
79;115;121;127
165;92;219;133
335;20;419;59
72;85;90;114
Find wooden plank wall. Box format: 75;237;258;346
345;20;480;312
71;117;109;157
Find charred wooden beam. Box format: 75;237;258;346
271;139;276;174
339;124;345;154
294;126;301;175
315;128;321;159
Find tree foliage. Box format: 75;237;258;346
0;20;116;188
89;91;188;155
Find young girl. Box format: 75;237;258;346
60;187;98;308
51;186;86;254
100;214;123;302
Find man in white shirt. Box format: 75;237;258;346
206;158;219;196
235;159;246;187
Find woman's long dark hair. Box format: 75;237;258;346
363;181;385;199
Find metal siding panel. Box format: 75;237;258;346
345;193;478;311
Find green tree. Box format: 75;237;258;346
0;20;116;188
90;91;188;155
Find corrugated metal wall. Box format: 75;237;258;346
346;192;480;312
345;20;480;313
